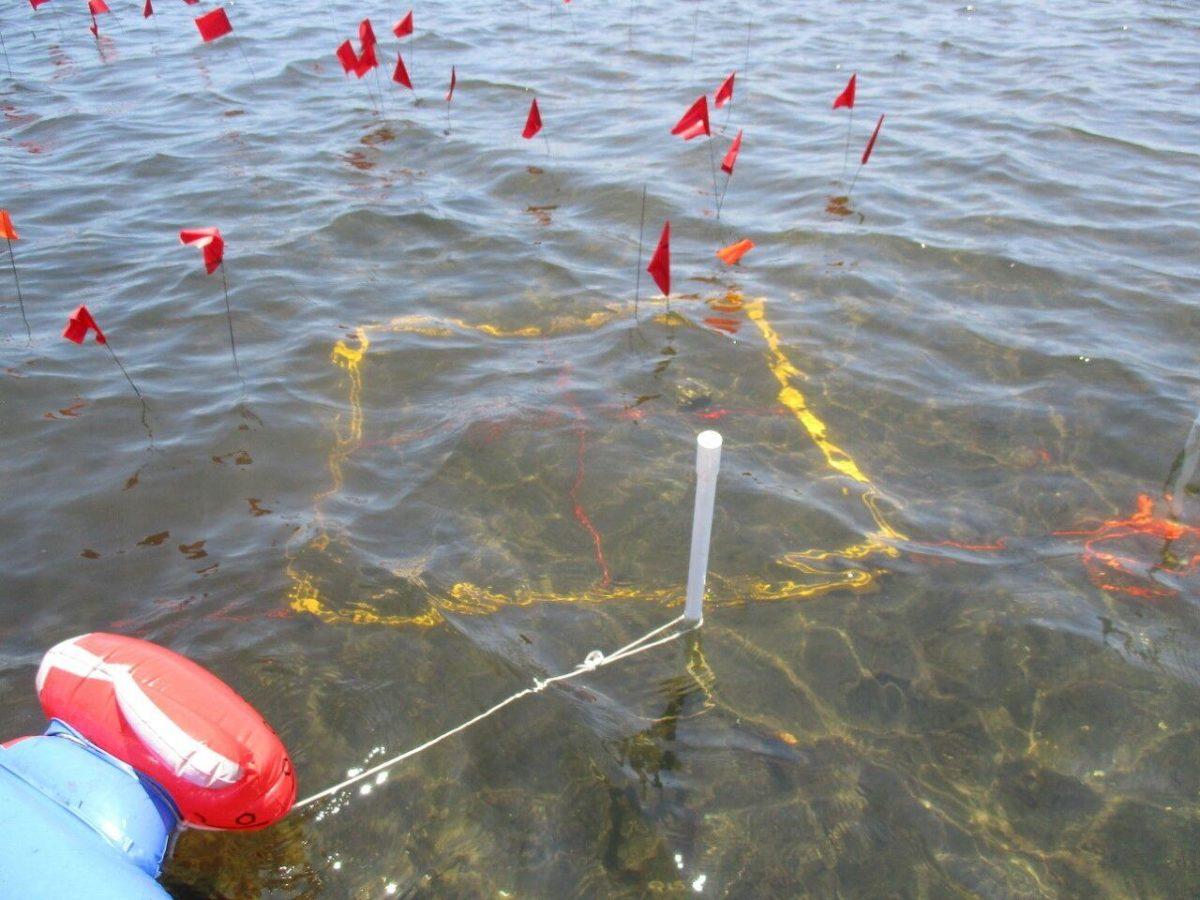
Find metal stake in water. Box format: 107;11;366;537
684;430;723;623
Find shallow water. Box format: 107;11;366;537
3;0;1200;896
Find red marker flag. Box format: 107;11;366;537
671;95;710;141
88;0;109;13
336;40;358;74
392;53;412;89
393;10;412;38
861;113;884;165
29;0;52;9
359;18;376;49
0;210;18;240
720;129;742;175
63;306;149;412
714;72;735;109
833;73;856;110
180;227;224;275
446;65;456;102
195;7;232;42
182;228;241;384
522;98;542;139
181;0;198;5
2;211;27;341
646;221;670;296
143;0;153;17
353;42;377;78
62;306;106;344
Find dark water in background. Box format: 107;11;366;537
3;0;1200;895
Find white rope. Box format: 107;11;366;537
292;614;697;812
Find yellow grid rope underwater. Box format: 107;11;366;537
285;300;906;627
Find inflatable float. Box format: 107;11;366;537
0;633;295;898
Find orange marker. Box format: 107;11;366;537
1;209;27;341
716;238;754;266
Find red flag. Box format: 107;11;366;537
142;0;153;17
181;0;198;4
353;42;377;78
335;40;358;74
194;8;232;42
29;0;52;9
714;72;735;109
393;10;412;38
446;65;456;102
180;227;224;275
861;113;884;165
359;18;376;49
522;98;542;139
0;210;18;240
833;73;856;110
392;53;412;89
646;221;670;296
62;306;106;345
671;95;709;141
88;0;109;13
720;129;742;175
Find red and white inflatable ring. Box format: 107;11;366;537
37;633;296;830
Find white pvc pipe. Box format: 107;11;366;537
1169;408;1200;519
684;430;723;623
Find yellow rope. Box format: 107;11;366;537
286;302;904;627
746;299;906;557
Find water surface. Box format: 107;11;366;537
2;0;1200;896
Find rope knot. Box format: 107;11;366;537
581;650;605;670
